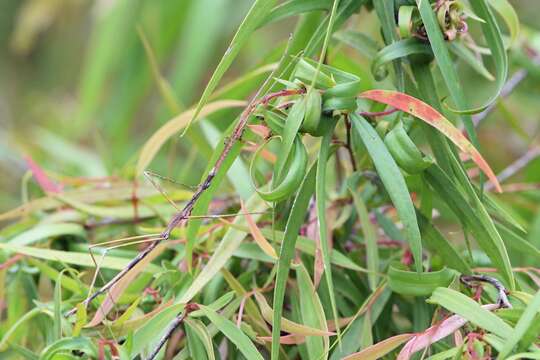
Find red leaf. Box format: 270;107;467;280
23;155;63;193
359;90;502;193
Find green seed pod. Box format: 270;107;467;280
323;79;362;100
384;122;433;174
259;108;285;135
250;135;307;202
300;90;322;135
322;96;358;113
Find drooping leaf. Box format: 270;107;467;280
359;90;502;192
198;305;264;360
428;287;512;338
351;113;423;272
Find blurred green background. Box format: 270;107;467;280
1;0;540;222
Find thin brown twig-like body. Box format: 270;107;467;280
65;88;303;318
145;304;199;360
344;115;357;171
460;274;512;309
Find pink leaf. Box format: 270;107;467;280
23;155;63;193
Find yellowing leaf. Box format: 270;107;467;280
359;90;502;192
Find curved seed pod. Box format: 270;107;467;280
384;122;433;174
322;97;358;113
323;79;362;100
300;89;322;135
250;136;307;202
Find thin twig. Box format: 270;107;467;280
358;107;399;118
66;60;303;318
145;304;199;360
460;274;512;309
345;115;358;171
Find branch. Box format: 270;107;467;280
145;303;199;360
65;89;303;317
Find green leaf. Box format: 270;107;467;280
261;0;331;26
185;318;215;360
351;113;423;272
418;215;472;274
428;287;513;338
415;0;477;146
180;196;267;304
330;283;392;359
271;161;317;359
347;173;379;289
388;266;458;296
316;123;341;340
489;0;520;47
187;0;278;134
498;290;540;358
424;165;514;288
296;262;330;359
198;305;264;360
371;39;432;80
8;223;85;247
39;337;97;360
0;243;162;272
53;271;65;341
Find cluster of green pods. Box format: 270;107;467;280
250;58;361;202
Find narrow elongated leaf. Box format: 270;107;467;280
198;305;264;360
348;174;379;289
351;113;422;272
136;100;245;175
188;0;278;133
86;244;165;327
498;290;540;358
296;262;330;359
489;0;519;47
343;333;414;360
415;0;477;145
271;162;317;359
8;223;85;247
398;303;499;360
316;124;340;340
428;287;512;338
0;243;161;272
184;318;216;360
371;39;431;80
359;90;501;192
241;201;277;259
425;165;514;288
227;223;366;271
388;266;458;297
261;0;331;26
253;292;333;337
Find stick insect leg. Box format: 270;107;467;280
65;234;164;317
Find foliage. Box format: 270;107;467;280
2;0;540;359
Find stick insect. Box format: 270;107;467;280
65;169;269;318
